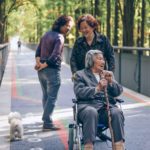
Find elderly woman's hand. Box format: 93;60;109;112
96;78;108;92
103;71;113;84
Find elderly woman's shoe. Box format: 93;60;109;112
115;141;125;150
84;143;93;150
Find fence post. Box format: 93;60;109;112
119;49;122;84
0;44;9;86
137;50;142;93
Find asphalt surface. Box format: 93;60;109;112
0;45;150;150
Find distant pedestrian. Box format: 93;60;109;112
17;39;21;52
35;15;74;131
70;14;115;75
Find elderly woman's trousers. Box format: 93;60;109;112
78;104;125;144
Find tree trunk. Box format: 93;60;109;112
0;1;5;43
106;0;111;40
94;0;100;18
75;8;80;38
91;0;94;16
136;8;141;47
113;0;119;46
63;0;67;14
141;0;145;47
82;0;86;13
123;0;135;46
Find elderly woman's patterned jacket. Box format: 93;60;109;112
74;68;123;106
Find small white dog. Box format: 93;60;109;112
8;112;24;141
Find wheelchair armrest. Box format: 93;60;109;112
116;98;124;103
72;98;78;103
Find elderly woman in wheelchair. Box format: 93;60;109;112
72;50;125;150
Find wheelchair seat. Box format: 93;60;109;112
68;98;124;150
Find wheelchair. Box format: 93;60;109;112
68;98;124;150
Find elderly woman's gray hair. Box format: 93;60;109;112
85;50;103;68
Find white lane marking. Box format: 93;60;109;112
30;148;43;150
122;102;150;110
27;137;42;143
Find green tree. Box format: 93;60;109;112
0;0;39;43
106;0;111;40
113;0;119;46
123;0;135;46
0;0;149;47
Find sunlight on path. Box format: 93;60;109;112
10;36;20;51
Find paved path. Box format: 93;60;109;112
0;46;150;150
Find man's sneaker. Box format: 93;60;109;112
43;123;60;131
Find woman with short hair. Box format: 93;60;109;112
70;14;115;75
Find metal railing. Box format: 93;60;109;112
24;43;150;97
0;43;9;85
23;43;37;51
113;46;150;96
63;45;150;97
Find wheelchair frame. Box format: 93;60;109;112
68;98;124;150
68;99;82;150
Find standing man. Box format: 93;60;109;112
35;15;74;130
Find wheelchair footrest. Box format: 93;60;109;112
69;123;75;128
97;133;112;142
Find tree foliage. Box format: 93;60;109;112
0;0;149;47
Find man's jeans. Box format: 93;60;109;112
38;68;60;125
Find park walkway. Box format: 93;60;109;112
0;45;150;150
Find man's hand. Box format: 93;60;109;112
34;64;40;70
38;62;48;71
34;62;48;71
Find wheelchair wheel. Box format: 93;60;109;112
73;138;81;150
68;124;82;150
68;124;74;150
